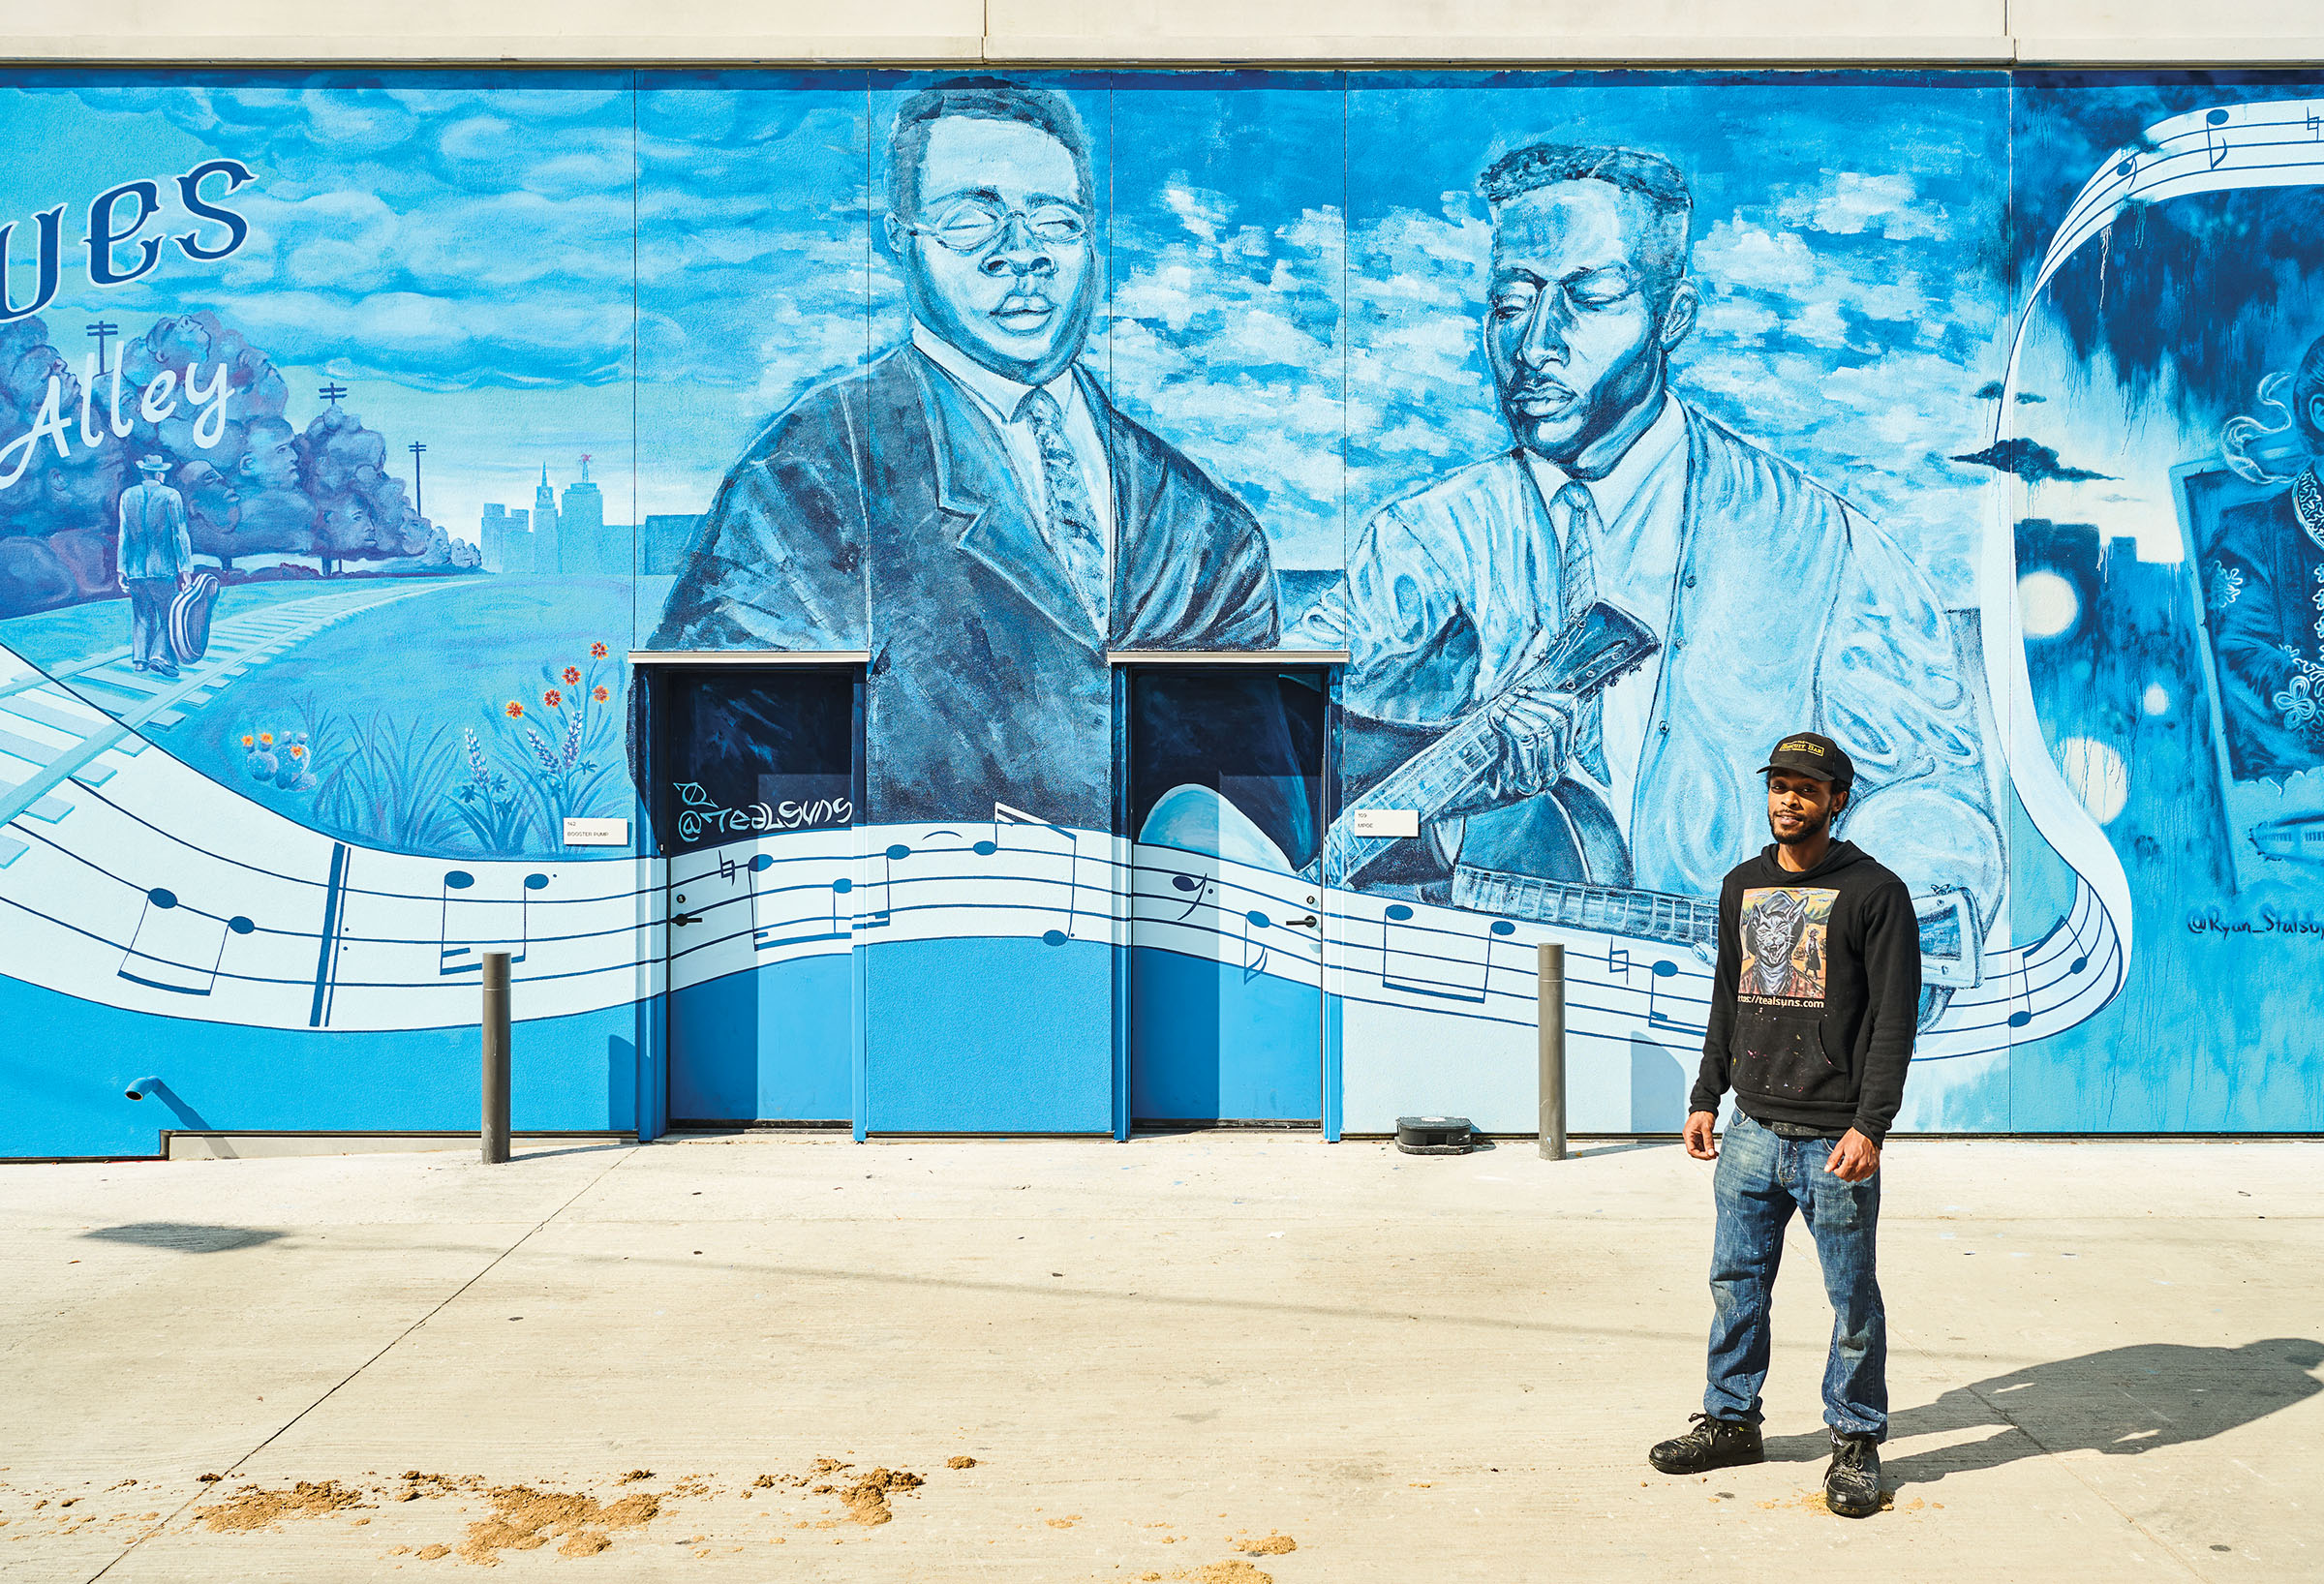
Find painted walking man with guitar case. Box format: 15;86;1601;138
116;454;194;680
1649;731;1920;1518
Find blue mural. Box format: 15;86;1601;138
0;69;2319;1158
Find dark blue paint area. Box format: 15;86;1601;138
668;954;852;1123
1126;668;1328;870
2015;76;2324;432
864;935;1113;1134
648;666;857;856
1130;946;1322;1124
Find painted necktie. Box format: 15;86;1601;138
1018;386;1109;633
1553;479;1610;783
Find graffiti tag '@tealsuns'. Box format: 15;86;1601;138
676;797;853;844
2186;905;2324;939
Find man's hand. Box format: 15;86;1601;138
1484;686;1577;799
1683;1110;1719;1160
1824;1128;1881;1183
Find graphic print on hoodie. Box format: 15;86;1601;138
1738;887;1834;1005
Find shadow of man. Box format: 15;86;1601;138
1758;1338;2324;1484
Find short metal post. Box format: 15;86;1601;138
1538;943;1567;1161
481;951;511;1165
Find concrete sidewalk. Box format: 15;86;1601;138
0;1134;2315;1582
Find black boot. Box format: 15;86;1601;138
1823;1433;1882;1517
1648;1414;1765;1475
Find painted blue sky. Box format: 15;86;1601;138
0;68;2158;598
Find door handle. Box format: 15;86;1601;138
1284;915;1318;929
671;912;702;927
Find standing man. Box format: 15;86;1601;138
653;78;1277;830
116;454;192;679
1650;731;1920;1519
1330;141;1997;949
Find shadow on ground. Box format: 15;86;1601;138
1762;1338;2324;1482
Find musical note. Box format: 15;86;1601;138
439;868;549;974
1379;901;1490;1003
749;853;847;953
1607;944;1631;978
1170;870;1212;922
2206;107;2232;169
994;802;1081;946
1646;958;1700;1033
116;887;255;996
1240;908;1270;980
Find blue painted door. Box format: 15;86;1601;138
1128;668;1329;1124
652;667;860;1124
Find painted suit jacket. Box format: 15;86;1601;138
115;482;191;581
651;346;1279;829
2206;474;2324;780
1342;402;2003;929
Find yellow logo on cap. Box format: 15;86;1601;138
1781;738;1824;755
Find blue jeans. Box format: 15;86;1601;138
1704;1112;1887;1439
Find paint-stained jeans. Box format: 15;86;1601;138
126;578;178;674
1703;1112;1887;1439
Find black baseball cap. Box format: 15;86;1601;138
1759;731;1853;785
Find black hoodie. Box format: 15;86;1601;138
1689;839;1921;1142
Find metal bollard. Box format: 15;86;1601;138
1537;942;1567;1161
481;951;511;1165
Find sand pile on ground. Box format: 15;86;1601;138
839;1468;923;1526
194;1480;366;1532
455;1484;661;1564
946;1455;979;1470
1241;1532;1297;1555
1178;1563;1274;1584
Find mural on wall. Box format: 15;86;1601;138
0;68;2320;1156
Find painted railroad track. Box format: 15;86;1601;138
0;581;453;861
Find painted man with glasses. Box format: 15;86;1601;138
654;79;1278;829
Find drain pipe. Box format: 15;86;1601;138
125;1076;164;1101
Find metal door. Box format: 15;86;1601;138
649;665;861;1125
1126;666;1330;1125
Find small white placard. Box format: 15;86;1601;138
563;817;630;846
1349;807;1420;838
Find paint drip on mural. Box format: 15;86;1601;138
0;73;2319;1156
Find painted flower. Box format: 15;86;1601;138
240;734;254;747
562;665;582;685
592;685;609;703
543;688;564;708
505;701;525;718
289;744;305;759
589;641;608;658
260;731;273;746
2277;673;2318;733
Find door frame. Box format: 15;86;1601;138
632;650;869;1134
1109;651;1348;1142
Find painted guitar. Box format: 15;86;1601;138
1308;599;1661;889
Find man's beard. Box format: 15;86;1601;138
1771;805;1832;848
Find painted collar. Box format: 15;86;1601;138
2297;467;2324;551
